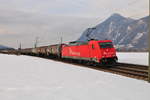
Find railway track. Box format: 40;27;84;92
0;52;149;81
41;56;148;81
107;64;148;80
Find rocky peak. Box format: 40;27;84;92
78;13;149;51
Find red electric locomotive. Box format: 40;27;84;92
61;40;118;65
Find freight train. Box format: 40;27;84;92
19;39;118;65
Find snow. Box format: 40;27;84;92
117;52;149;66
127;26;131;31
0;54;150;100
132;32;144;44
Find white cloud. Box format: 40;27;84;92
0;0;149;48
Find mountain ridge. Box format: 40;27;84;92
78;13;149;51
0;44;14;50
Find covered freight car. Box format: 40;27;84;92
46;44;63;57
35;46;48;56
20;48;33;55
30;44;64;58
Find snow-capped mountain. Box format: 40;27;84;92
78;13;149;50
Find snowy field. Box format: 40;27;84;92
117;52;149;66
0;54;150;100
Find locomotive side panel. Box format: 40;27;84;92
77;45;90;59
88;41;101;62
62;44;91;61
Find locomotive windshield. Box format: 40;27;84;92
99;42;113;48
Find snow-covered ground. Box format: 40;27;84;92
0;54;150;100
117;52;149;66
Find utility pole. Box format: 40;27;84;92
148;46;150;82
148;28;150;82
17;43;21;55
60;37;63;44
18;43;21;50
148;61;150;82
34;37;39;48
148;21;150;83
19;43;21;50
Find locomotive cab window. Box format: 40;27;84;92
99;42;113;48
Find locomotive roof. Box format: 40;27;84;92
67;40;112;46
97;40;112;43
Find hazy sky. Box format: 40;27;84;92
0;0;149;48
